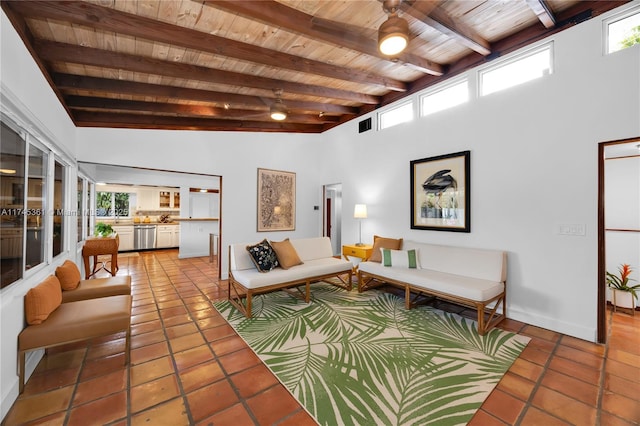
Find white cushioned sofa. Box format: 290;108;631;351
228;236;353;317
358;240;507;335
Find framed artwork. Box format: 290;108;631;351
257;168;296;232
410;150;470;232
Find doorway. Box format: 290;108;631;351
597;137;640;343
323;183;342;256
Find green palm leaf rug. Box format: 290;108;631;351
214;283;529;426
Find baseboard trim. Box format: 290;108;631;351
1;350;42;422
507;307;597;342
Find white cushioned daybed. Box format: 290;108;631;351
228;236;352;317
358;239;506;335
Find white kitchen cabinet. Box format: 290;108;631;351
156;225;179;248
172;227;180;247
112;225;134;251
136;188;158;211
136;187;179;211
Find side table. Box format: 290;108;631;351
342;244;373;272
82;235;119;279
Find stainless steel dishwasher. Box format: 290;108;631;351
134;224;156;250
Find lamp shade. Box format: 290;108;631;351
378;14;409;56
354;204;367;219
270;100;287;121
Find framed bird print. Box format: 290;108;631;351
410;151;470;232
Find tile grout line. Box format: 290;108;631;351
138;253;197;424
156;252;264;425
594;308;613;426
512;327;565;425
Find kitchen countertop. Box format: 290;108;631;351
109;222;179;226
172;218;218;221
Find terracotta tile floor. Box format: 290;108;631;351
3;249;639;425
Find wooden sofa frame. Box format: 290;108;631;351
228;269;353;319
358;271;506;335
228;246;352;318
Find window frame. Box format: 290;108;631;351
377;100;415;131
603;4;640;55
0;114;75;289
478;42;554;97
419;77;469;117
95;190;133;219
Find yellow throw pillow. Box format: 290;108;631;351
55;260;81;290
368;235;403;263
25;275;62;325
270;238;303;270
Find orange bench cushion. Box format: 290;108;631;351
24;276;62;325
19;295;131;352
55;260;81;290
61;275;131;303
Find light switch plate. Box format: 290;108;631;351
558;224;586;236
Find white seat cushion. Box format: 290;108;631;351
232;258;351;289
359;261;504;302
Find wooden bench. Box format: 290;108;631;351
358;240;507;335
55;259;131;303
17;276;131;393
228;237;353;318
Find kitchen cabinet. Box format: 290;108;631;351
159;191;171;208
112;225;134;251
1;228;22;258
136;187;180;211
136;188;158;211
172;227;180;247
156;225;179;248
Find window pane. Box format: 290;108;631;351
379;102;413;130
26;145;47;270
421;80;469;116
96;191;112;217
608;11;640;53
481;45;552;96
87;183;92;237
1;122;26;288
53;160;65;257
114;193;130;217
77;177;83;242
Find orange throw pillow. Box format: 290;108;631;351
55;260;81;290
368;235;403;263
270;238;304;270
25;275;62;325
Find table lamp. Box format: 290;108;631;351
354;204;367;246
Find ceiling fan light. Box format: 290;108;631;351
270;99;287;121
378;14;409;56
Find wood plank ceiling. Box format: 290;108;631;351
1;0;628;133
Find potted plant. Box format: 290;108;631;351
94;222;115;237
606;264;639;312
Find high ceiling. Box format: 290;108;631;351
1;0;628;133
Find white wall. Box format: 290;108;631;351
319;7;639;341
75;127;326;273
1;10;78;420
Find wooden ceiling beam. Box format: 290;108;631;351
34;40;379;105
9;1;407;93
380;0;628;107
71;111;325;133
525;0;557;28
64;96;340;124
52;73;359;115
402;1;492;56
204;0;444;76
